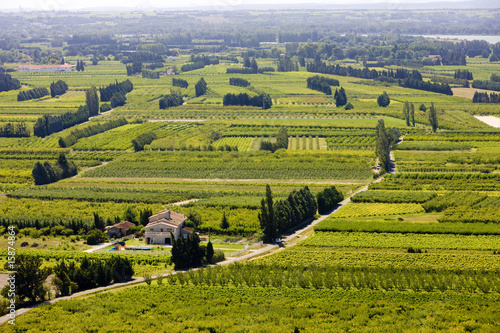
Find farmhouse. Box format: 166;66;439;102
18;64;73;73
106;221;136;238
144;208;191;245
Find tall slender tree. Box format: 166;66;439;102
85;85;99;117
403;101;410;126
410;102;415;127
375;119;390;173
428;102;438;133
259;185;277;243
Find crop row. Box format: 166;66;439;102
334;203;424;218
314;219;500;235
162;263;500;294
82;150;374;180
351;190;437;203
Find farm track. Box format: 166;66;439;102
0;142;400;325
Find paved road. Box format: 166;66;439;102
83;242;113;253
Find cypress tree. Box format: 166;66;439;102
410;102;415;126
429;102;438;133
375;119;390;173
85;85;99;117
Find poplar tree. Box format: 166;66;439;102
85;85;99;117
403;101;410;126
428;102;438;133
259;185;276;243
375;119;390;173
410;102;415;126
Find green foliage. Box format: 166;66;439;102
377;91;390;107
172;78;188;88
86;229;107;245
50;80;68;97
32;153;77;185
229;77;250;87
422;191;487;213
17;87;49;101
141;69;159;79
85;86;99;117
306;75;338;95
195;77;207;97
0;72;21;92
428;102;438;133
132;131;157;152
351;190;436;203
171;232;205;269
259;185;276;243
1;254;51;305
334;87;347;107
159;91;183;109
220;212;229;229
316;186;344;214
375;119;390;173
315;219;500;235
59;118;128;148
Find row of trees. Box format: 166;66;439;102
53;255;133;297
0;122;29;137
375;119;400;173
33;105;90;138
172;78;188;88
159;91;183;109
141;69;159;79
171;232;213;269
75;60;85;72
402;101;415;127
307;60;420;81
316;186;344;214
17;87;49;101
454;69;473;80
260;126;288;152
306;75;339;95
126;61;142;76
0;73;21;92
334;87;347;107
400;78;453;95
472;91;500;103
181;61;205;72
259;185;317;243
50;80;68;97
222;92;272;109
428;102;439;133
85;86;99;117
59;118;128;148
99;79;133;102
229;77;250;87
32;153;78;185
195;78;207;97
471;80;500;92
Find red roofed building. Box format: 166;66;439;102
144;208;191;245
107;221;136;238
18;64;73;73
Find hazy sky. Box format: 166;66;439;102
0;0;463;11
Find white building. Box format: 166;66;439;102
144;209;191;245
18;64;73;73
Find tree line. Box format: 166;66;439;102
259;185;317;243
195;77;207;97
0;73;21;92
0;122;29;137
170;232;223;270
159;91;183;109
17;87;49;101
402;101;415;127
75;60;85;72
471;80;500;92
99;79;133;102
223;92;272;109
454;69;473;80
307;60;420;81
316;186;344;214
33;105;90;138
229;77;250;87
32;153;78;185
50;80;68;97
172;78;189;88
59;118;127;148
52;256;133;297
307;75;339;95
472;91;500;103
400;78;453;95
